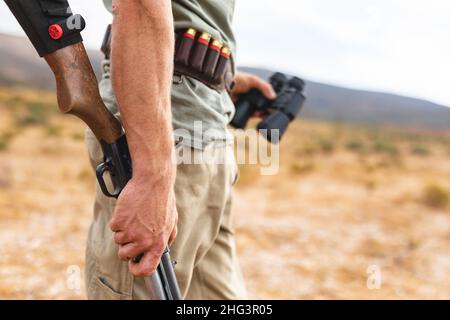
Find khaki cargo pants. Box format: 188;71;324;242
84;65;247;300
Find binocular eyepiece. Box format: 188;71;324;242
231;72;306;143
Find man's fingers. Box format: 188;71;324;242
250;76;277;100
128;252;161;277
232;72;277;102
113;231;132;245
118;242;145;261
253;111;265;118
127;239;166;276
258;82;277;100
110;213;126;232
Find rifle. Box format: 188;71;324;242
49;43;181;300
5;1;181;300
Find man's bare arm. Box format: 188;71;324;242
112;0;174;173
109;0;178;276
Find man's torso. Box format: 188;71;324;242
102;0;237;148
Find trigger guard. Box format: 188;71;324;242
96;161;120;198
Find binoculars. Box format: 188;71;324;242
231;72;306;143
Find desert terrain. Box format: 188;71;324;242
0;88;449;299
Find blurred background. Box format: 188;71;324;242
0;0;449;299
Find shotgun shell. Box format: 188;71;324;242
203;39;223;78
175;28;197;66
198;32;212;45
213;47;232;82
220;47;232;59
190;32;211;71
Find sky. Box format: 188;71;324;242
0;0;449;106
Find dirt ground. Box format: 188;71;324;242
0;88;449;299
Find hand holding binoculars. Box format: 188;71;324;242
231;72;306;143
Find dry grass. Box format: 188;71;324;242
235;119;450;299
0;87;449;299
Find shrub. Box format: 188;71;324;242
290;162;315;175
345;140;366;152
317;138;335;154
0;131;16;152
410;145;431;156
46;125;63;137
16;102;50;127
71;133;85;141
422;184;449;209
373;139;399;157
0;137;9;151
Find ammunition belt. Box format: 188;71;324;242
101;26;235;93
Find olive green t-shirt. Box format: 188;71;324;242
102;0;237;148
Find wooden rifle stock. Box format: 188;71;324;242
44;42;123;144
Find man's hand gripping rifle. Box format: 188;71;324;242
4;0;181;300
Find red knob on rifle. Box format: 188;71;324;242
48;24;64;40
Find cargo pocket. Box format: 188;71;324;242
89;275;132;300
